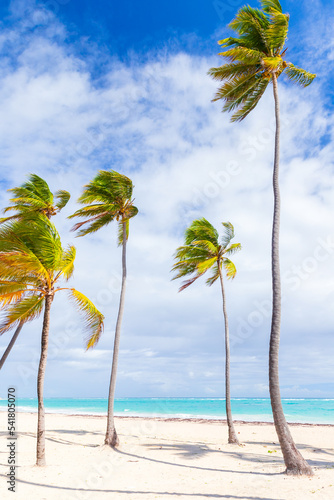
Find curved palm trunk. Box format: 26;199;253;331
0;322;23;370
218;265;239;445
105;220;127;447
36;294;53;466
269;74;312;475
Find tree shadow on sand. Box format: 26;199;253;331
0;475;286;499
114;447;283;476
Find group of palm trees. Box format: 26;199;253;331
0;171;137;464
0;0;316;477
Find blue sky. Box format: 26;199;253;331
0;0;333;399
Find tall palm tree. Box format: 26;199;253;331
0;217;104;466
172;218;241;444
0;174;70;371
208;0;315;475
69;170;138;447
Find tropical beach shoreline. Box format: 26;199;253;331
1;411;333;500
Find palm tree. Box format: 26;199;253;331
69;170;138;447
172;218;241;444
0;174;70;370
0;217;104;466
208;0;315;475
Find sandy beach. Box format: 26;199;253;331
0;412;333;500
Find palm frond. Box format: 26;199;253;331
284;63;316;87
0;217;63;279
0;294;45;335
25;174;53;203
72;213;115;237
60;245;76;281
224;243;242;257
228;5;269;53
196;257;217;274
0;251;48;280
206;264;220;287
261;0;282;14
171;261;198;281
230;77;269;122
3;196;46;212
185;218;219;247
221;222;235;248
54;190;70;211
212;72;261;106
68;205;116;219
0;282;28;308
69;289;104;349
178;276;202;292
77;170;133;205
208;62;260;81
125;204;139;220
265;12;289;53
191;239;218;255
219;46;264;64
261;56;283;70
223;258;237;280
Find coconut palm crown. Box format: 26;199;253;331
0;217;104;349
208;0;316;122
172;218;241;290
0;174;70;223
68;170;138;242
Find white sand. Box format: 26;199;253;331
0;412;333;499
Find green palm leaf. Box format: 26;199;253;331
261;0;282;14
72;213;115;237
59;246;76;281
0;295;45;335
230;78;270;121
55;190;70;211
223;258;237;280
221;222;235;248
0;282;28;307
69;289;104;349
284;64;316;87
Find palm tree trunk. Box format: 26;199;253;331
269;74;312;475
36;294;52;466
218;265;239;445
105;220;127;447
0;322;24;370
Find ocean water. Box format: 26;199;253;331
0;397;333;424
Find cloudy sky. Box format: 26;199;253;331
0;0;333;399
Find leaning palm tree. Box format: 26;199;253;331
208;0;315;475
0;174;70;370
0;217;104;466
69;170;138;447
172;218;241;444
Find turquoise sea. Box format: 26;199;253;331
0;398;333;424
